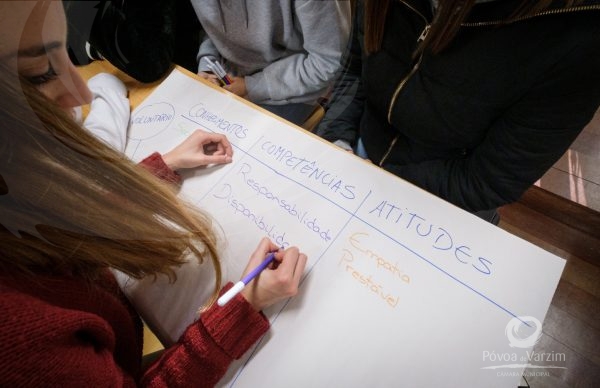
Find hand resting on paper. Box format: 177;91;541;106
161;129;233;170
241;237;308;311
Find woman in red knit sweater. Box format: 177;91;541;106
0;1;307;386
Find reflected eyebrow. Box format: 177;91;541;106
1;41;62;60
18;41;62;57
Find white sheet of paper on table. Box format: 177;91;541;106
116;69;565;388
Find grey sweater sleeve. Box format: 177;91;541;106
245;1;351;102
196;32;222;73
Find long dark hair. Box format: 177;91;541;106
364;0;583;54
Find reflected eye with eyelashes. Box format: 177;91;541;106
26;63;58;85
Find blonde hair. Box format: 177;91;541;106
0;66;222;304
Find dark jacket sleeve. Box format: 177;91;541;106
314;3;365;147
89;0;176;82
385;38;600;212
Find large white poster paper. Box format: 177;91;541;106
120;69;565;387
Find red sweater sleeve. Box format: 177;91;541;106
0;282;268;388
139;152;182;185
141;283;270;387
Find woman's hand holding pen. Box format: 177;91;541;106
240;237;307;311
162;129;233;170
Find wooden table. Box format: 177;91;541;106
76;60;324;131
77;60;175;113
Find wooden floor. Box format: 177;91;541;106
536;109;600;213
498;187;600;388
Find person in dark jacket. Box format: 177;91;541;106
64;0;201;82
316;0;600;223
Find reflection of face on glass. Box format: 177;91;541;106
0;1;92;109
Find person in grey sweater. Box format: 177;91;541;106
190;0;351;125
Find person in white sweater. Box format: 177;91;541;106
76;72;232;170
79;73;130;152
191;0;351;125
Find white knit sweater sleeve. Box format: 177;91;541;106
83;73;130;153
